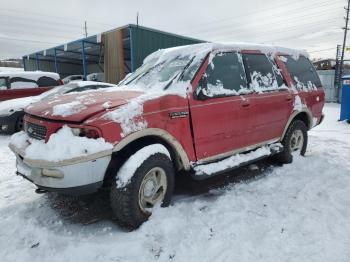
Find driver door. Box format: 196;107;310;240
188;51;255;161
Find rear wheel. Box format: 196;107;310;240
110;150;174;230
276;120;307;164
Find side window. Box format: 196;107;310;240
281;55;322;90
37;76;60;87
243;53;283;91
9;77;38;89
200;52;248;97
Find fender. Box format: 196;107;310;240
281;108;313;140
113;128;191;170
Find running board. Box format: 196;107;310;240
190;143;283;180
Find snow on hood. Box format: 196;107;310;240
0;96;39;116
10;125;113;162
25;89;144;122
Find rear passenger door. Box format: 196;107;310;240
189;51;255;161
242;52;293;145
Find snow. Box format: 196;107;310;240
1;104;350;262
0;71;60;81
0;96;38;116
194;144;280;176
144;43;308;66
0;67;23;72
52;101;87;117
10;125;113;162
0;81;116;116
293;95;303;111
0;104;350;262
116;144;170;188
103;84;188;137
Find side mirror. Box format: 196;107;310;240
195;76;208;100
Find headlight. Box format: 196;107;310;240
70;127;100;139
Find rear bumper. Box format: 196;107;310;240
11;145;112;195
0;111;23;134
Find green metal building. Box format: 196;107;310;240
22;24;204;84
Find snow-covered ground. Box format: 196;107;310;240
0;103;349;262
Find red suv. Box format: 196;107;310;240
9;43;325;229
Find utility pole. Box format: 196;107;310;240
338;0;350;102
84;21;88;38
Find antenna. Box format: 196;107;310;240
136;12;139;27
84;21;88;38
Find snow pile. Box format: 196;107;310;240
116;144;170;188
52;101;87;117
10;125;113;162
0;96;39;116
194;144;280;175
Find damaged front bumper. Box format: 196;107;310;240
9;143;112;195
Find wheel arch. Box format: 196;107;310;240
103;128;191;186
281;109;312;140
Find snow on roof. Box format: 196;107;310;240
0;67;23;72
144;42;309;65
0;71;60;80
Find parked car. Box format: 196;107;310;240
62;75;84;84
9;43;325;229
87;72;104;82
0;81;116;134
0;71;62;102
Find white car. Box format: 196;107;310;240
0;81;117;134
62;75;84;84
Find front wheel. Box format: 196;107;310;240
110;146;174;229
276;120;308;164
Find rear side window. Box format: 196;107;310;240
280;55;321;90
37;76;60;87
202;52;248;97
242;53;284;92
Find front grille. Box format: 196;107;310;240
26;121;47;140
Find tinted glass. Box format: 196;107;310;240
204;52;247;96
281;55;322;88
37;76;60;87
243;54;281;90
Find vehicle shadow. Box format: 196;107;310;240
45;157;280;225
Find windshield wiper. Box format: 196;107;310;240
163;56;195;90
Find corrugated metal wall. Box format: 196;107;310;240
129;25;203;70
317;70;350;102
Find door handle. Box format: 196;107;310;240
286;95;293;101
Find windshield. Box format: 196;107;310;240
120;55;201;90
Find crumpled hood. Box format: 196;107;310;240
25;90;144;122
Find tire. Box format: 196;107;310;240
276;120;308;164
110;150;175;230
